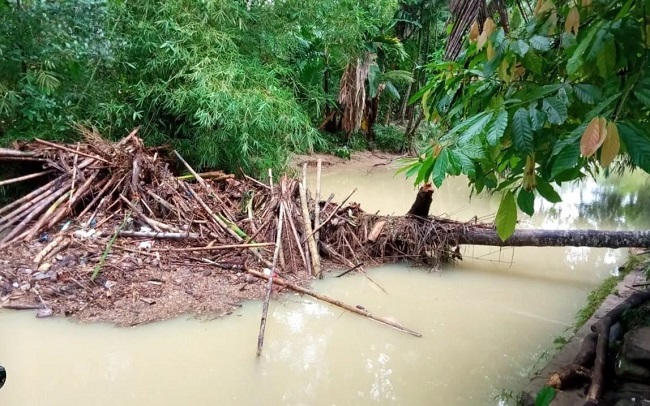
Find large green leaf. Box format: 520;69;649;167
459;112;493;144
431;149;449;187
495;191;517;241
535;386;556;406
517;189;535;216
512;108;534;153
486;110;508;146
536;177;562;203
529;106;546;132
618;122;650;174
566;23;600;75
451;149;476;178
633;87;650;108
529;35;552;52
542;96;568;125
551;142;580;180
511;39;530;58
573;84;602;104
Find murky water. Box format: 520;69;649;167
1;163;648;405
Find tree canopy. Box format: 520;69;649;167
405;0;650;239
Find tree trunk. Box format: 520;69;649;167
459;228;650;248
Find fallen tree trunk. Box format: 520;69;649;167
459;228;650;248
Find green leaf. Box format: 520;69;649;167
633;88;650;108
573;84;602;104
459;112;493;144
415;153;435;184
431;149;449;187
566;23;600;75
618;122;650;174
523;52;543;74
451;150;476;178
486;110;508;146
511;39;530;58
551;142;580;180
529;106;546;132
517;189;535;216
536;177;562;203
495;191;517;241
535;386;556;406
542;96;568;125
529;35;552;52
512;108;534;153
596;40;615;78
384;82;400;100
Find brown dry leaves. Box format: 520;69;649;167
565;7;580;35
580;117;608;158
580;117;620;167
600;121;620;168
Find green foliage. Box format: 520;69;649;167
534;386;556;406
495;191;517;241
0;0;402;175
374;124;405;152
407;0;650;238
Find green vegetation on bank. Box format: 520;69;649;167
574;252;650;330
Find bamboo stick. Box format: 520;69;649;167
155;242;275;252
173;150;208;190
21;189;72;242
0;148;36;157
257;204;284;356
0;184;71;247
302;188;356;244
246;268;422;337
0;170;54;187
43;172;100;232
0;177;60;218
34;138;110;163
282;201;309;272
314;158;322;245
299;165;320;277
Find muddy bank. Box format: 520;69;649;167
521;261;650;405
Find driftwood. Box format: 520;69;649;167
245;268;421;337
547;289;650;405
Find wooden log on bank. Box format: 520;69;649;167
459;228;650;248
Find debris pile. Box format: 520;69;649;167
0;128;472;325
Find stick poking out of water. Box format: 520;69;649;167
256;204;285;356
246;268;422;338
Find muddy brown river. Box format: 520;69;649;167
1;162;648;405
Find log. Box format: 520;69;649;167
547;332;597;389
459;228;650;248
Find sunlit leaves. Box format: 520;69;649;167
512;108;533;153
580;117;607;157
495;191;517;241
599;121;620;168
477;18;496;50
511;40;530;58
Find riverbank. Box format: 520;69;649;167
521;253;650;405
